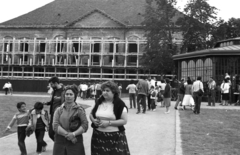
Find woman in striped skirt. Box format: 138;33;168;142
90;81;130;155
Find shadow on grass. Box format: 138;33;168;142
180;108;240;155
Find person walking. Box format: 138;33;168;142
126;80;137;109
5;102;30;155
146;77;152;110
95;82;102;99
207;77;216;106
52;84;89;155
28;102;49;155
44;76;65;141
174;78;185;110
136;77;149;114
81;83;88;100
163;78;171;114
90;81;130;155
181;80;194;110
192;76;204;114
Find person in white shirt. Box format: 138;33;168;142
3;82;10;95
81;83;88;100
126;80;137;109
221;78;230;106
192;76;204;114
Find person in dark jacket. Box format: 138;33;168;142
89;81;130;155
174;78;185;110
136;77;149;114
163;78;171;114
44;76;65;141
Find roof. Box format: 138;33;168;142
173;45;240;60
0;0;146;27
0;0;183;28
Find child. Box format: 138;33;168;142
5;102;30;155
150;86;158;111
28;102;49;155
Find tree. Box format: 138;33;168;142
176;0;218;52
141;0;178;76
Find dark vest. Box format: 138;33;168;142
91;96;128;131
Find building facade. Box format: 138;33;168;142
0;0;182;92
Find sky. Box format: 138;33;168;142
0;0;239;23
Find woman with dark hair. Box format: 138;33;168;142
52;84;89;155
163;78;171;113
181;80;194;110
126;80;137;109
90;80;130;155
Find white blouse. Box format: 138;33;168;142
96;102;127;132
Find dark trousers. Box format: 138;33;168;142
4;88;8;95
17;126;27;155
82;91;87;99
175;94;184;108
208;89;216;106
129;93;136;108
150;99;156;110
193;92;202;114
147;94;151;110
35;128;47;153
49;115;55;141
137;94;146;113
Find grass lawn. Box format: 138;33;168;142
0;95;90;138
180;109;240;155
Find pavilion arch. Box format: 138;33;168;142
196;59;204;81
203;58;213;82
181;61;187;81
188;60;195;80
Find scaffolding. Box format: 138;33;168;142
0;38;156;80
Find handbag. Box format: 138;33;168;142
69;115;82;132
197;82;204;96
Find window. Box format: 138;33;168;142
20;42;29;52
128;43;137;53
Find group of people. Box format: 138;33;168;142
2;81;13;95
5;76;130;155
126;77;172;114
174;73;233;114
174;76;204;114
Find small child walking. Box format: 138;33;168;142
28;102;49;155
150;86;157;111
5;102;30;155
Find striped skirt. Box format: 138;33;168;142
91;129;130;155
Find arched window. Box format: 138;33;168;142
54;35;65;53
188;60;195;80
3;36;13;52
181;61;187;80
72;37;82;53
196;59;204;80
204;58;213;82
127;35;140;53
